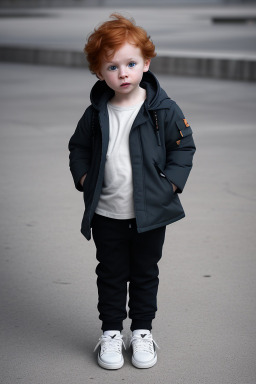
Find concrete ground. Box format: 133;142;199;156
0;62;256;383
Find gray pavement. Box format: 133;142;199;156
0;5;256;80
1;62;256;383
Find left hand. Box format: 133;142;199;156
172;183;177;193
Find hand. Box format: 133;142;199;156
80;174;87;187
172;183;177;193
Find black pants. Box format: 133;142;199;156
92;214;166;332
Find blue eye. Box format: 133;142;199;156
108;65;117;71
128;62;136;68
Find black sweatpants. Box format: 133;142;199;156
91;214;166;332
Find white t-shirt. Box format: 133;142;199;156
95;101;144;219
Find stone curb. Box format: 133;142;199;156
0;45;255;81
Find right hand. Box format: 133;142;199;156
80;174;87;187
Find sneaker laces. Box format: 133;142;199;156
93;334;126;353
129;333;160;354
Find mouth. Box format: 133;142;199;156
120;82;130;87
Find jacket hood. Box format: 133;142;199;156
90;70;171;111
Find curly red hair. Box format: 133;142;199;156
84;13;156;75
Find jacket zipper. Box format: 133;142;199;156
152;111;161;146
137;128;147;212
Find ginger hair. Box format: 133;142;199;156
84;13;156;75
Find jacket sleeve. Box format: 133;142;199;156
164;102;196;193
68;107;93;191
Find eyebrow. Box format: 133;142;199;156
106;58;137;64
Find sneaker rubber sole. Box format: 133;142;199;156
131;353;157;369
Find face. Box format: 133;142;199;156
97;42;150;102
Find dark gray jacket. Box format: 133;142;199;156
69;71;196;240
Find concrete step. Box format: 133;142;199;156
0;45;255;81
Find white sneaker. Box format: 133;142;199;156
130;329;159;369
94;331;125;370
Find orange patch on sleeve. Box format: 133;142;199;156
183;119;190;127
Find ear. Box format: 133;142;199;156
143;59;151;72
96;72;104;81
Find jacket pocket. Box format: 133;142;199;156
175;118;193;137
154;163;174;195
82;173;89;193
82;169;93;207
175;118;193;146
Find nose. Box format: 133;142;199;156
119;66;127;79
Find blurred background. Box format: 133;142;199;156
1;0;256;6
1;1;256;384
0;0;256;80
